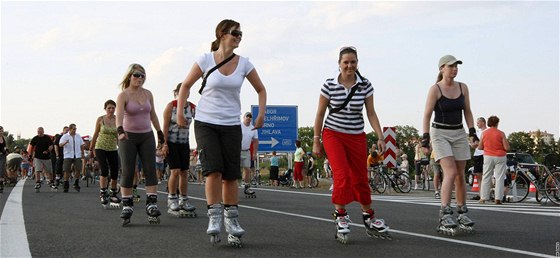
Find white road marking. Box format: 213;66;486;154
0;180;32;258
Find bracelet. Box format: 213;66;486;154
313;136;320;138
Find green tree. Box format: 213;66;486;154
507;131;535;155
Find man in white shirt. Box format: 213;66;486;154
59;123;85;192
240;112;258;197
470;117;487;200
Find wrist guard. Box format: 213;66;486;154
157;130;165;145
421;133;430;148
469;127;479;142
117;126;125;136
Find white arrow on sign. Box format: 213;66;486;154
260;137;279;148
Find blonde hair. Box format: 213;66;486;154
119;63;145;90
211;19;240;51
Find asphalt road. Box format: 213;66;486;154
1;179;559;258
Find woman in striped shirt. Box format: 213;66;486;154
313;46;390;243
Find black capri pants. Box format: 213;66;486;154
118;132;157;188
95;149;119;181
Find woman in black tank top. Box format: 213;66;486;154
421;55;479;234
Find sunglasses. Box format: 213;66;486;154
228;30;243;37
340;46;357;53
132;73;146;79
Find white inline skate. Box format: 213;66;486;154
333;209;351;244
437;205;458;236
224;205;245;247
120;197;134;226
178;196;197;218
363;209;392;240
207;204;223;245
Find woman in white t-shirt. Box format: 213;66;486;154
176;19;267;247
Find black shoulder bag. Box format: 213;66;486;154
198;53;236;95
328;71;367;114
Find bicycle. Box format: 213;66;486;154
306;168;320;188
370;164;412;194
506;162;560;205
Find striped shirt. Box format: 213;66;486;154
320;73;374;134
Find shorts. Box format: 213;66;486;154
63;158;82;172
269;166;279;180
167;141;190;171
35;158;53;173
156;162;165;171
473;155;483;173
194;120;241;180
21;163;30;170
430;127;471;162
240;150;251;168
430;158;441;175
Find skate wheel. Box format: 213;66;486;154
335;233;348;244
210;235;221;245
148;217;161;224
227;235;243;248
122;218;131;226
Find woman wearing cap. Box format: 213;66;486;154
175;19;267;247
421;54;477;235
313;46;390;244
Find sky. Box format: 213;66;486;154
1;1;559;147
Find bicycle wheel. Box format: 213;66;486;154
373;173;386;194
396;172;412;193
311;176;319;188
544;171;560;205
508;172;530;203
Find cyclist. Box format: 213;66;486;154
306;152;315;188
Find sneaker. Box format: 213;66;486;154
414;184;419;190
471;195;481;200
495;200;502;205
478;200;486;204
434;192;440;199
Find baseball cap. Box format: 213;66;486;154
244;112;252;118
438;55;462;68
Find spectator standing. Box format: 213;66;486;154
0;126;7;192
269;151;280;186
470;117;487;200
306;152;315;188
477;116;510;204
175;19;267;247
240;112;258;197
293;140;305;189
53;126;69;188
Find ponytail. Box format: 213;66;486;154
211;40;220;52
436;71;443;83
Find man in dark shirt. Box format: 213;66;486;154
29;127;54;192
53;126;69;187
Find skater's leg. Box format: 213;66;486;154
457;205;475;233
453;160;467;205
333;206;350;244
438;205;458;235
207;203;223;244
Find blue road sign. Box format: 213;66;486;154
250;105;298;152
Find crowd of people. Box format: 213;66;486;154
1;18;511;246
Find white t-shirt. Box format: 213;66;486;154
241;122;258;150
473;129;485;156
195;52;255;126
60;133;84;159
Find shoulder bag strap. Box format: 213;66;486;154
328;71;366;114
199;53;236;95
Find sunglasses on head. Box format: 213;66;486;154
228;30;243;37
132;73;145;79
339;46;357;53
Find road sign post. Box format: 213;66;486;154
251;105;298;153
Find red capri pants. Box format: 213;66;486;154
322;128;371;206
294;161;304;181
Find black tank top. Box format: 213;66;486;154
433;83;465;125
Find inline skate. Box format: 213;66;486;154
363;209;392;240
63;181;69;193
145;194;161;224
73;179;80;193
244;184;256;198
224;205;245;247
120;197;134;226
167;195;181;217
437;205;458;236
333;209;351;244
50;178;59;191
178;196;197;218
109;188;122;208
132;187;141;202
34;181;41;193
100;189;109;209
0;181;3;193
207;204;223;245
457;205;475;234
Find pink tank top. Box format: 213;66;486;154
123;100;152;133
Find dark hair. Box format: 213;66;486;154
339;47;358;63
211;19;240;51
295;140;301;148
487;116;500;127
104;99;116;109
174;83;182;97
477;117;486;124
